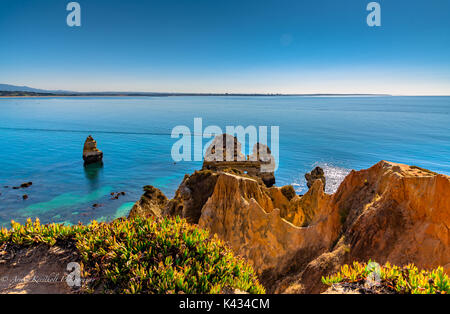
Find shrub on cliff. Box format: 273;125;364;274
281;185;296;201
322;260;449;294
0;218;87;246
0;217;265;294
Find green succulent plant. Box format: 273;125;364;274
1;216;265;294
322;260;449;294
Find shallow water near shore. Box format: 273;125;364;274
0;96;449;226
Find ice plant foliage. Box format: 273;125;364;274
322;260;449;294
0;217;265;294
0;218;86;245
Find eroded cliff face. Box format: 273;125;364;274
332;161;449;272
163;170;220;224
131;161;450;293
280;161;450;293
198;173;340;288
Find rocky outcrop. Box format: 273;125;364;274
198;173;339;287
128;185;168;219
202;134;276;187
305;166;326;190
332;162;449;272
132;160;450;294
83;135;103;165
279;161;450;293
143;168;338;284
163;170;220;224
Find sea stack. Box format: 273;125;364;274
305;166;326;190
83;135;103;165
201;134;276;187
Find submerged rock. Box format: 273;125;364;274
12;182;33;189
110;191;126;200
83;135;103;165
305;166;326;190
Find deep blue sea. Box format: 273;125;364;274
0;96;449;227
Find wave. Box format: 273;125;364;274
292;163;351;194
318;163;351;194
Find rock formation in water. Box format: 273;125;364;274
131;160;450;293
82;135;103;165
202;134;276;187
128;185;168;219
12;182;33;189
305;166;326;190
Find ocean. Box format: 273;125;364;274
0;96;449;226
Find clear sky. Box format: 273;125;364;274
0;0;449;94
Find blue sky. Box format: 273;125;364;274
0;0;449;94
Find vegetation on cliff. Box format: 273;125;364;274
322;261;449;294
0;217;265;294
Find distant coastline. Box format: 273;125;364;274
0;83;396;97
3;84;449;98
0;90;392;98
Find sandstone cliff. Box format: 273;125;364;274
131;161;450;293
281;161;450;293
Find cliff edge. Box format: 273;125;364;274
135;161;449;293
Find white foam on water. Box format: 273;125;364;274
291;163;351;194
317;163;351;194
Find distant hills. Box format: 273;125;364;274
0;84;71;94
0;83;391;97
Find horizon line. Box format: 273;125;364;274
2;83;450;97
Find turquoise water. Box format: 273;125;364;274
0;96;449;226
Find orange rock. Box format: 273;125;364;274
140;160;450;293
128;185;168;219
283;161;450;293
198;172;339;285
82;135;103;165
